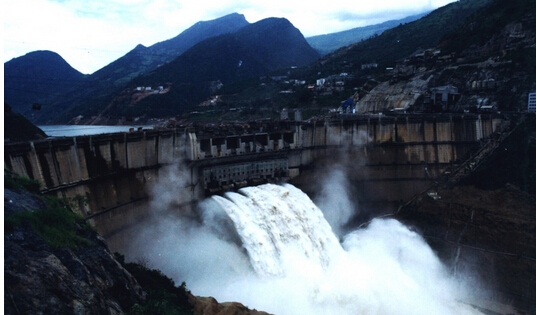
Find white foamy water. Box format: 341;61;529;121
212;184;343;277
129;183;485;315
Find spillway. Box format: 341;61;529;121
123;183;486;315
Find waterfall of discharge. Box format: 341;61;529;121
200;183;484;315
212;184;344;277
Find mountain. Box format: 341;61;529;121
203;0;534;120
305;0;495;76
4;103;47;142
93;17;320;120
316;0;534;113
89;13;250;88
139;17;319;86
4;14;250;125
432;0;536;111
7;0;533;124
4;51;87;117
306;12;430;56
148;12;250;57
439;0;535;55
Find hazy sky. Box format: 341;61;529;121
4;0;455;74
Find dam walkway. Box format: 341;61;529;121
4;113;509;235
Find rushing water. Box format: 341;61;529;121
124;182;486;315
38;125;152;137
212;184;343;277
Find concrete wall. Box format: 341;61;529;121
4;114;504;236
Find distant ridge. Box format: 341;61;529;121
4;50;86;118
98;17;320;119
4;13;251;124
148;13;250;57
306;12;430;56
306;0;494;75
90;13;250;88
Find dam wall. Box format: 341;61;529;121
4;114;504;236
4;129;197;235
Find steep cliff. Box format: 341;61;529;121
4;172;273;315
4;103;47;142
396;116;536;313
4;187;147;314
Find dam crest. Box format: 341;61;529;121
5;113;507;237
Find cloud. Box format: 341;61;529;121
4;0;185;73
4;0;456;73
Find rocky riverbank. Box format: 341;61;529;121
396;116;536;313
4;183;272;315
4;187;146;314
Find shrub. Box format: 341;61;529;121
114;253;194;315
4;169;41;193
5;196;92;250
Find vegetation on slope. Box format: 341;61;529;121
304;0;493;77
4;50;87;120
4;169;42;193
306;12;429;56
4;169;93;250
439;0;536;54
103;17;320;119
5;169;195;314
115;253;195;315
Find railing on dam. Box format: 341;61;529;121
4;113;505;227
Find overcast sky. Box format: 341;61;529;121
4;0;455;74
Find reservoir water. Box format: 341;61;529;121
38;125;153;138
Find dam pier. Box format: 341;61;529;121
5;113;506;237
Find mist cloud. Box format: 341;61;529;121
314;168;355;238
122;171;486;315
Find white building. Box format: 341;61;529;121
528;92;536;113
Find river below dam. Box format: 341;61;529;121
26;118;532;314
108;180;496;315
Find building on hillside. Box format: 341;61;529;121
361;63;378;70
315;74;354;93
209;80;223;93
271;75;288;81
294;110;302;121
281;108;289;120
316;78;326;86
528;92;536;113
430;85;461;111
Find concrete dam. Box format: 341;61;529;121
5;114;505;237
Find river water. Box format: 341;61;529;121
118;180;487;315
45;124;491;314
38;125;153;138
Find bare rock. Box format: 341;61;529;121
4;189;146;315
189;293;273;315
